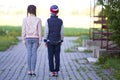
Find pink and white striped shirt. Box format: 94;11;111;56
22;15;42;44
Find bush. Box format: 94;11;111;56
97;0;120;47
0;26;21;51
96;54;120;79
0;28;7;36
0;36;18;51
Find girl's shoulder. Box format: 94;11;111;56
22;17;28;22
36;17;42;22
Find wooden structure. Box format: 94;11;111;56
90;0;120;51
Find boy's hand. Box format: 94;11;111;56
45;43;48;47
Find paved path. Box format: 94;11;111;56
0;37;116;80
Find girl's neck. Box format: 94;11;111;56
28;13;35;16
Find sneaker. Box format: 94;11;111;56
32;73;36;76
54;72;58;77
49;72;55;77
28;72;32;76
31;71;36;76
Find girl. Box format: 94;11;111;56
22;5;42;76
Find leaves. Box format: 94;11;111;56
97;0;120;47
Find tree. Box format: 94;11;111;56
97;0;120;47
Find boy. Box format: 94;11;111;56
44;5;64;77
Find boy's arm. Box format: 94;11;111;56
44;21;49;42
61;24;64;42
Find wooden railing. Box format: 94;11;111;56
90;16;120;51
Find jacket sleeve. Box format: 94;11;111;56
61;24;64;42
22;19;26;44
44;21;49;42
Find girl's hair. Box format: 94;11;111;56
27;5;36;16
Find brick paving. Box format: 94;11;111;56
0;37;116;80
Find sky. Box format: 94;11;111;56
0;0;94;28
0;0;91;8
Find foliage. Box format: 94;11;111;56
0;26;21;51
83;49;93;53
96;54;120;79
64;48;76;53
64;27;89;36
65;34;89;53
75;34;89;46
0;29;6;36
0;26;21;36
96;1;120;79
97;55;108;65
74;37;82;46
0;26;89;51
0;36;18;51
97;0;120;47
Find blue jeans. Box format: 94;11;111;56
47;42;61;72
26;38;39;72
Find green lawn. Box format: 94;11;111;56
0;25;89;51
64;27;89;36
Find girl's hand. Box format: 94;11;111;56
38;43;41;48
24;42;26;47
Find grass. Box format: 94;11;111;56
64;48;75;52
0;25;89;51
83;49;93;53
74;34;89;45
0;36;18;50
0;26;21;51
64;27;89;36
65;34;90;53
95;55;120;79
104;58;120;79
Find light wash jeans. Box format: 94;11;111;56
26;38;39;72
